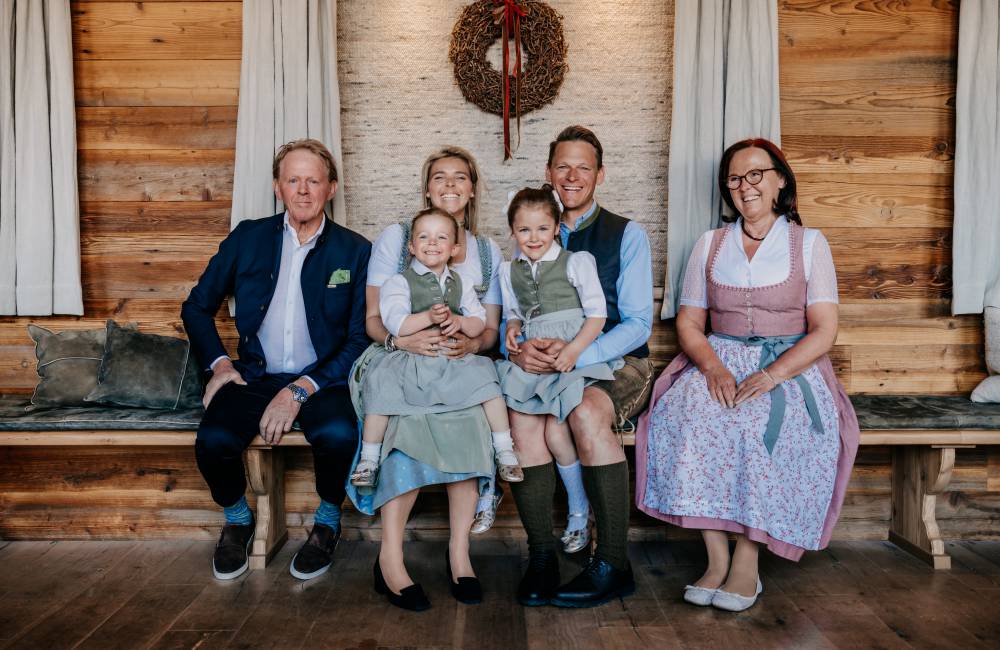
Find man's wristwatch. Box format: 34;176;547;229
286;383;310;403
384;333;397;352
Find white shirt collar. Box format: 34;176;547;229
282;211;326;247
513;241;561;266
409;258;453;281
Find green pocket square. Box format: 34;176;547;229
328;269;351;286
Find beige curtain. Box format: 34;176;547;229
661;0;780;319
0;0;82;315
230;0;347;229
952;0;1000;315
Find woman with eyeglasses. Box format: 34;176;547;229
634;138;859;612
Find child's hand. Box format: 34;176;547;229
428;303;450;325
553;344;581;373
440;315;461;337
505;323;522;354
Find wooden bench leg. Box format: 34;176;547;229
889;446;955;570
246;448;288;570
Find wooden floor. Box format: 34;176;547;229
0;539;998;650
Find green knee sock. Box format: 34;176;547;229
510;463;557;555
582;461;630;570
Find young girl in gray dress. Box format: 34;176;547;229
352;208;521;487
496;186;622;552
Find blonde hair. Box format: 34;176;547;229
420;146;482;235
273;139;338;182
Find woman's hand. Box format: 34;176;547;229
395;327;445;357
735;369;778;406
703;364;737;408
439;331;480;359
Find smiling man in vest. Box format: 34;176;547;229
182;139;370;581
508;125;654;608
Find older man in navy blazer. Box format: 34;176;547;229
182;139;370;581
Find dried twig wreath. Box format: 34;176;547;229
449;0;567;158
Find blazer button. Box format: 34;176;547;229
259;304;266;311
258;360;264;367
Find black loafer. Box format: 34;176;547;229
212;514;255;580
290;523;340;580
550;557;635;608
445;549;482;604
517;550;560;606
374;557;431;611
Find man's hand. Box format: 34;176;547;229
509;338;558;374
203;358;246;408
259;385;304;444
439;331;480;360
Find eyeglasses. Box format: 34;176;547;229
726;168;777;190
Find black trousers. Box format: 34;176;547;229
194;374;358;508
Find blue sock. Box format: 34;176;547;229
223;495;252;526
314;499;342;532
557;461;590;532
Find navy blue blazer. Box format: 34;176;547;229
181;213;371;390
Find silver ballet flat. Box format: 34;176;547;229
711;577;763;612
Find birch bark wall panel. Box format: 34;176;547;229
336;0;672;277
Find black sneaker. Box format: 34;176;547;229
516;549;560;606
290;523;340;580
212;515;255;580
550;556;635;608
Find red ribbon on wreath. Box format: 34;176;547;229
492;0;527;160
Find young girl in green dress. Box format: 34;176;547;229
495;186;623;552
351;208;521;488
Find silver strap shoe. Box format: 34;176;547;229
560;513;591;554
350;458;379;487
471;490;503;534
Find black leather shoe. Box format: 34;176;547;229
290;523;340;580
445;549;482;604
550;557;635;608
517;550;560;606
212;514;255;580
374;556;431;611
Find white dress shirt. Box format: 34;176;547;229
499;242;607;322
379;260;487;337
212;212;323;390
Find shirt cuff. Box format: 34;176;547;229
209;355;230;371
301;375;320;393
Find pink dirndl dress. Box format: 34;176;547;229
635;223;860;561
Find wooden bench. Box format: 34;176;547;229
2;395;999;570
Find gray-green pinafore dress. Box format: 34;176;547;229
362;267;502;417
495;249;622;422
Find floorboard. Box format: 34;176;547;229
0;540;997;649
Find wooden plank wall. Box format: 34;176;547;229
1;0;997;542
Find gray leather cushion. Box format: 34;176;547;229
28;324;107;406
85;321;203;409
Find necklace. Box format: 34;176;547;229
741;219;772;242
